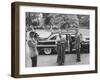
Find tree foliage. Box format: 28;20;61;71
78;15;89;27
43;13;79;30
26;12;90;31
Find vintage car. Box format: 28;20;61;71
80;36;90;53
37;32;59;55
36;30;89;55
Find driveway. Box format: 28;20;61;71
26;50;89;67
37;54;89;67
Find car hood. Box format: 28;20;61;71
36;30;51;38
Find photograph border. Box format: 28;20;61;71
11;2;98;78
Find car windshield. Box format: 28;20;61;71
49;35;57;40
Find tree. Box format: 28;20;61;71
26;12;44;30
46;13;79;30
78;15;90;28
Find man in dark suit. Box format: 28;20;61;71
75;29;81;62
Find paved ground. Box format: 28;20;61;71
25;53;89;67
37;54;89;67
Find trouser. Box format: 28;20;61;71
70;42;72;54
76;49;80;62
57;43;65;65
31;56;37;67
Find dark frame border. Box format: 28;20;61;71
11;2;98;78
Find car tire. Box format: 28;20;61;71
44;48;52;55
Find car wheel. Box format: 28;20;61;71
44;48;52;55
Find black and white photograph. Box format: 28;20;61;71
11;2;97;78
25;12;90;67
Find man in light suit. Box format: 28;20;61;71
75;29;81;62
56;32;66;65
28;31;38;67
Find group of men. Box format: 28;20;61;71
28;28;81;67
56;29;81;65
